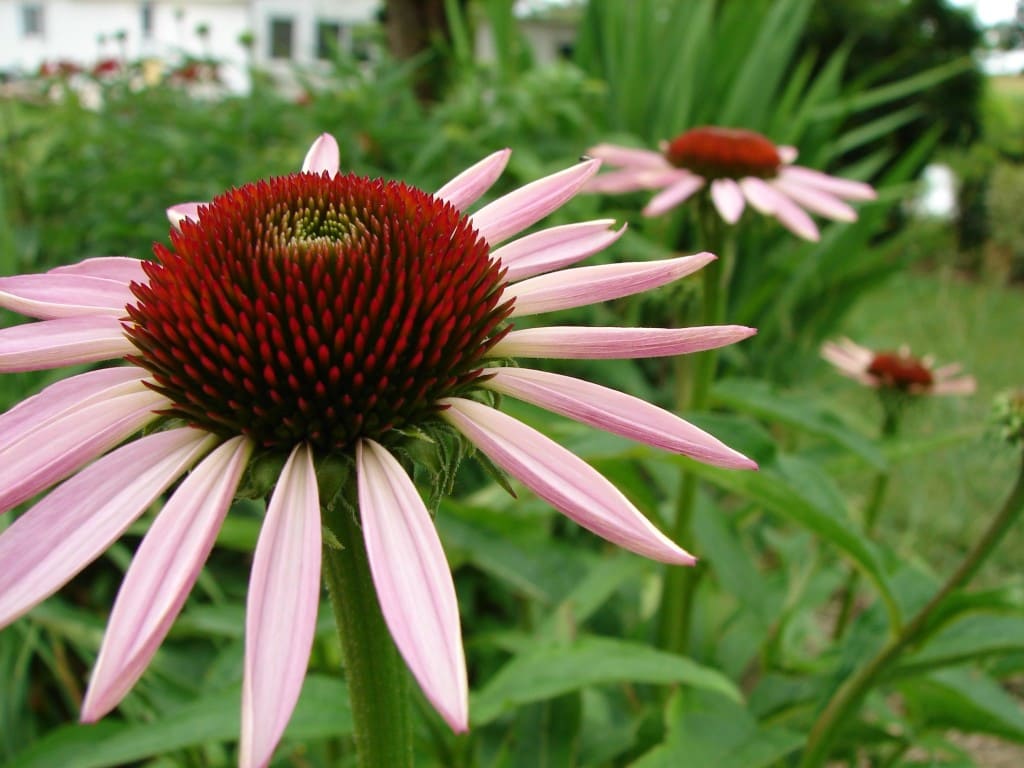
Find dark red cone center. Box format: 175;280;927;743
867;352;934;391
126;172;512;450
665;126;782;180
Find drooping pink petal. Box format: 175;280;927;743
482;367;756;469
643;174;705;217
710;178;745;224
82;437;253;721
506;252;715;317
0;366;146;446
491;220;626;283
777;146;799;164
357;439;468;732
434;148;511;211
240;443;321;768
167;202;204;229
779;166;877;201
584;168;684;194
470;160;601;246
586;143;670;170
0;427;214;629
301;133;340;176
739;178;818;241
772;177;857;222
932;374;977;396
442;398;695;565
0;316;132;372
821;338;873;381
50;257;147;285
0;274;133;319
491;324;756;360
0;387;168;514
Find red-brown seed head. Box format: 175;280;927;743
665;126;782;180
867;351;934;391
126;172;512;450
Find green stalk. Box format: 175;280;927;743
322;497;414;768
800;451;1024;768
657;203;733;654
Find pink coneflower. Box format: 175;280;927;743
821;338;976;396
586;126;877;241
0;134;756;766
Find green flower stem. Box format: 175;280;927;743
322;498;414;768
800;450;1024;768
833;408;900;639
657;204;733;654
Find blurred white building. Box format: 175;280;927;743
0;0;380;90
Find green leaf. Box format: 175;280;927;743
898;667;1024;743
471;635;741;726
632;689;802;768
895;615;1024;675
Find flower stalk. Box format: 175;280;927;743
800;449;1024;768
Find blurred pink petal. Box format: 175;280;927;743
740;178;818;241
357;439;468;732
0;316;132;372
82;436;253;721
442;397;695;565
301;133;340;176
507;252;715;317
482;367;756;469
710;178;745;224
434;148;511;211
0;387;167;514
0;428;214;628
471;160;601;245
50;257;147;284
0;273;134;319
241;443;321;768
166;202;204;229
584;167;683;194
492;324;756;359
491;220;625;283
587;143;668;169
773;177;857;222
780;166;877;201
643;174;704;217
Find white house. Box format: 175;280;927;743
0;0;380;90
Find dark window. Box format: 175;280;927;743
141;2;154;39
22;3;44;37
316;21;343;60
269;17;294;59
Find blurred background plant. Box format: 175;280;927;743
1;0;1022;766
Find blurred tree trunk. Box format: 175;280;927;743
384;0;468;102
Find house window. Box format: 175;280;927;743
21;3;45;37
141;2;154;39
269;17;294;59
316;20;343;60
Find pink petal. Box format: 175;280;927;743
821;338;873;381
434;149;511;211
470;160;601;246
710;178;745;224
586;143;669;170
507;252;715;317
739;178;819;242
357;439;468;732
301;133;340;176
82;437;253;721
0;316;132;372
442;398;695;565
491;325;757;360
0;273;133;319
932;375;977;396
0;366;146;446
778;166;877;201
643;174;705;217
482;367;755;469
0;428;214;629
50;257;147;285
772;177;857;222
491;220;626;283
0;387;167;514
241;443;321;768
778;146;799;164
167;202;204;229
584;168;684;194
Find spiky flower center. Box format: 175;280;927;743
868;352;934;391
665;126;781;180
126;172;512;450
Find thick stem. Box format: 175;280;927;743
800;451;1024;768
322;498;414;768
657;204;733;654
